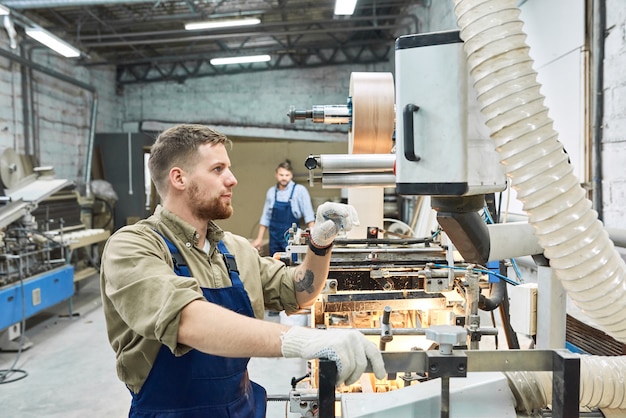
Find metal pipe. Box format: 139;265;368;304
441;376;450;418
19;45;30;156
317;154;395;173
0;48;98;189
3;0;149;7
290;105;351;125
379;305;392;350
592;0;605;220
465;269;480;350
606;227;626;248
333;237;432;245
354;327;498;336
486;222;543;261
84;94;98;194
478;279;505;312
27;46;38;163
51;13;414;40
0;48;94;92
79;24;405;48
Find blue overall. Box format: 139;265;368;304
269;185;299;256
129;236;267;418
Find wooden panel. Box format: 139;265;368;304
216;139;347;238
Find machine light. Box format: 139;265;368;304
210;54;271;66
184;17;261;31
334;0;357;15
25;27;80;58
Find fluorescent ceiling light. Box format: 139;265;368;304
210;54;271;66
185;17;261;31
334;0;358;15
0;4;10;15
25;27;80;58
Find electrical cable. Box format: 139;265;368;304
94;197;114;230
433;263;520;286
0;276;29;384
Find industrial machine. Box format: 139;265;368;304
275;0;626;417
0;147;110;351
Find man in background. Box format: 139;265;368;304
252;160;315;256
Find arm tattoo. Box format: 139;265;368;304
295;269;315;294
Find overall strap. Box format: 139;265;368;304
288;183;297;201
154;230;242;287
217;240;243;287
153;230;191;277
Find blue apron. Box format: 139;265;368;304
129;236;267;418
269;184;299;256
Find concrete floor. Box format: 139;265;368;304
0;275;308;418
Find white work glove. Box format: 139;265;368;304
281;326;386;386
310;202;360;248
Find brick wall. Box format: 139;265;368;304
602;0;626;228
0;32;122;184
121;62;392;137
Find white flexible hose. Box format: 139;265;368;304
452;0;626;341
506;355;626;413
452;0;626;410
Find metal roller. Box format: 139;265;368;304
309;154;395;173
288;105;351;124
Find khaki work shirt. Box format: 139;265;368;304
100;205;300;393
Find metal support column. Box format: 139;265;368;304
318;359;337;418
552;350;580;418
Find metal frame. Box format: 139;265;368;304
5;0;419;84
318;349;580;418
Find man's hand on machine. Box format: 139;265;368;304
309;202;360;249
280;326;386;386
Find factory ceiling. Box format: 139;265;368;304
3;0;419;85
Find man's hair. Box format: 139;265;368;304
148;124;231;197
276;159;293;173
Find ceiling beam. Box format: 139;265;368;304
114;43;392;84
75;14;407;41
3;0;153;8
80;23;404;48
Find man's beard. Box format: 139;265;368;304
187;180;233;221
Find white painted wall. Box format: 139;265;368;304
500;0;587;217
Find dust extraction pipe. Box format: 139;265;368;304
452;0;626;411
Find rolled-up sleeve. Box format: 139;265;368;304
220;233;300;316
101;225;204;353
258;255;300;314
295;185;316;224
259;188;273;227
